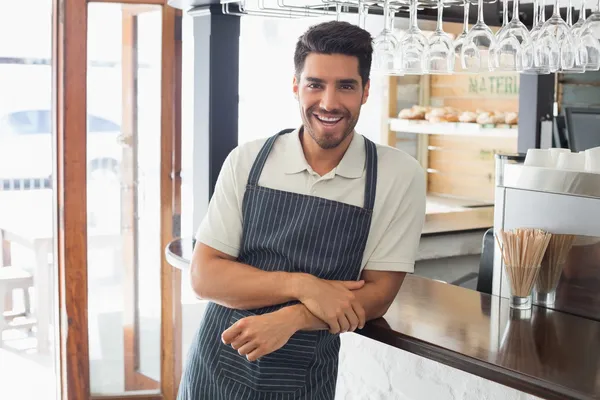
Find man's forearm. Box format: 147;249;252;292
192;256;307;310
287;279;403;332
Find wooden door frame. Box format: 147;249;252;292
52;1;182;399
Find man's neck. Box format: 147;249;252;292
299;128;354;177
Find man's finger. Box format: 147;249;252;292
231;335;250;350
345;309;359;332
237;340;259;356
353;303;366;330
337;314;350;333
328;317;341;335
221;322;243;344
341;280;365;290
247;347;263;362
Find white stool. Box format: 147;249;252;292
0;266;36;344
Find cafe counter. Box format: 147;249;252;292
166;238;600;400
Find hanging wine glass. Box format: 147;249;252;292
575;0;600;70
522;0;552;74
491;0;510;69
562;2;587;73
372;0;401;75
400;0;429;74
495;0;532;71
428;0;455;74
540;0;574;71
453;0;470;74
357;0;369;29
461;0;496;72
584;0;600;41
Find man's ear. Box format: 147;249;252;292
293;75;299;99
362;79;370;105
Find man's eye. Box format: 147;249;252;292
307;83;322;89
340;85;355;90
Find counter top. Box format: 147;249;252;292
166;238;600;400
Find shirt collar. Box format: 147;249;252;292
284;126;366;179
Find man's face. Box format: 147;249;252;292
293;53;370;150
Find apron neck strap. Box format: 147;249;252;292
362;137;377;211
247;129;294;186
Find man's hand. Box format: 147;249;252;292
221;307;302;362
295;275;366;334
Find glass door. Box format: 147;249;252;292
52;1;182;398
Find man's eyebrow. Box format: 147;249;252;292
305;77;359;85
338;79;359;85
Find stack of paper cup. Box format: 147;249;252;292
548;148;571;167
524;149;553;168
584;147;600;173
524;147;600;173
556;152;586;171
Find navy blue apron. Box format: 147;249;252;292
178;129;378;399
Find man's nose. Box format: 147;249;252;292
320;88;340;112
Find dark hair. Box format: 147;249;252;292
294;21;373;87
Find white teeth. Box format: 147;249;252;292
315;115;342;123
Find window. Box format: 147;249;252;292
0;109;119;134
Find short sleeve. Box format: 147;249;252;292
364;164;426;273
194;150;243;258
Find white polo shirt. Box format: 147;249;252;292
195;128;426;273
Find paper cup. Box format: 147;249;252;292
548;148;571;168
556;152;586;171
524;149;552;168
584;147;600;173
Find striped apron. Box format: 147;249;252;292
178;129;377;400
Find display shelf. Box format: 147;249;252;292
389;118;518;138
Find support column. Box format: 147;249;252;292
190;5;240;233
517;73;555;152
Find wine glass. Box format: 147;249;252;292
562;2;586;73
357;0;369;29
540;0;574;71
400;0;429;74
522;0;552;73
584;0;600;42
575;0;600;71
453;0;470;74
428;0;455;74
495;0;532;71
372;0;401;75
492;0;510;69
461;0;496;72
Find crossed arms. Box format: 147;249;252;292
190;243;406;361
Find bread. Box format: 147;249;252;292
427;116;448;123
459;111;478;123
398;105;427;120
505;112;518;125
444;113;459;123
476;112;495;125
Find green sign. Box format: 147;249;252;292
468;75;519;96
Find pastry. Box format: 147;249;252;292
492;112;505;124
444;113;460;123
505;112;518;125
398;108;415;119
427;116;448;123
476;112;494;125
459;111;478;123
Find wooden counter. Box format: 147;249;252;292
166;239;600;400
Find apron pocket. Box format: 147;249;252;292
216;309;318;394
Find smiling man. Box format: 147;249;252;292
177;21;426;400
